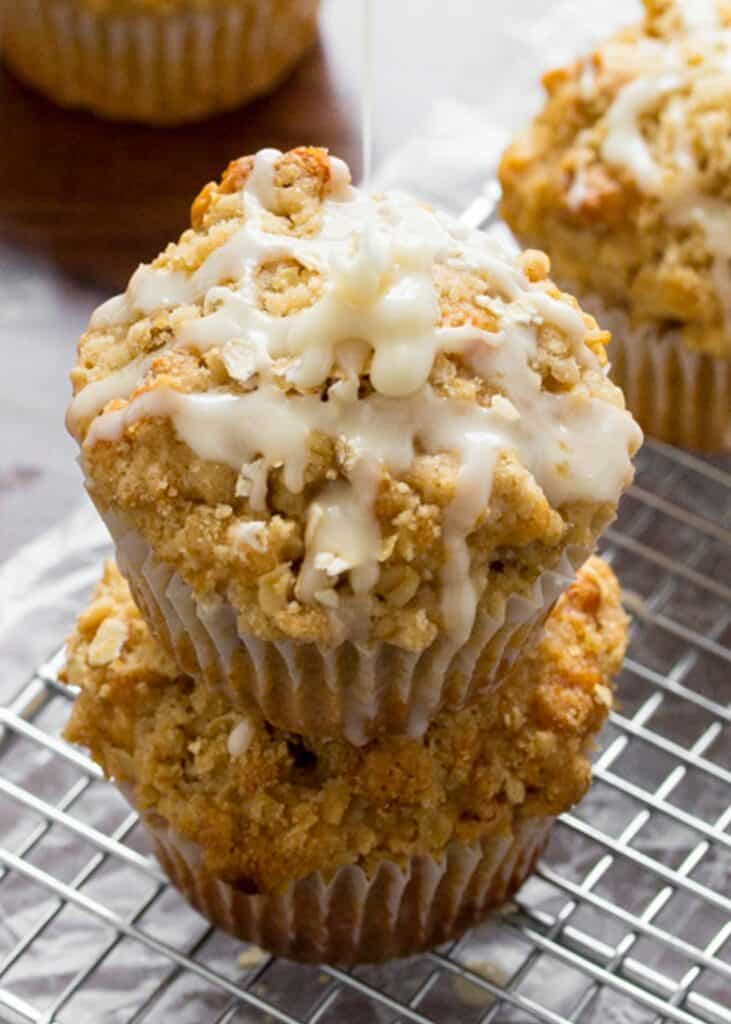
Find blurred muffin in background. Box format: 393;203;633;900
1;0;319;123
500;0;731;451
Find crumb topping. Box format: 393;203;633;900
64;557;627;891
500;0;731;357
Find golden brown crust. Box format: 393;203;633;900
64;557;627;892
499;0;731;358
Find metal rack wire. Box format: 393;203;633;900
0;199;729;1022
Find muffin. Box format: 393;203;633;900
63;556;627;964
499;0;731;450
66;146;641;743
1;0;319;123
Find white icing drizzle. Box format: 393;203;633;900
599;25;731;327
65;353;156;434
602;72;681;191
601;29;731;191
230;520;269;553
227;718;254;757
72;150;641;646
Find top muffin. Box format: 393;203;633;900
67;147;640;658
500;0;731;359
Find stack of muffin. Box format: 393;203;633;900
63;147;640;963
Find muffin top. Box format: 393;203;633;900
63;557;626;891
67;147;639;652
500;0;731;358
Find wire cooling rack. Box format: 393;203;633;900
0;200;730;1023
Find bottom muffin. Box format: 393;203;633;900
63;557;626;964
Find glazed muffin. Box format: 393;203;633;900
66;146;641;742
1;0;319;123
500;0;731;450
63;556;627;964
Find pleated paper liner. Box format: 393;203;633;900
102;507;591;744
585;298;730;453
145;810;553;965
2;0;319;123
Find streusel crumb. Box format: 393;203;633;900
64;557;627;891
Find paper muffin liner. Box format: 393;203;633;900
583;297;730;453
2;0;319;123
100;506;591;743
140;806;553;965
